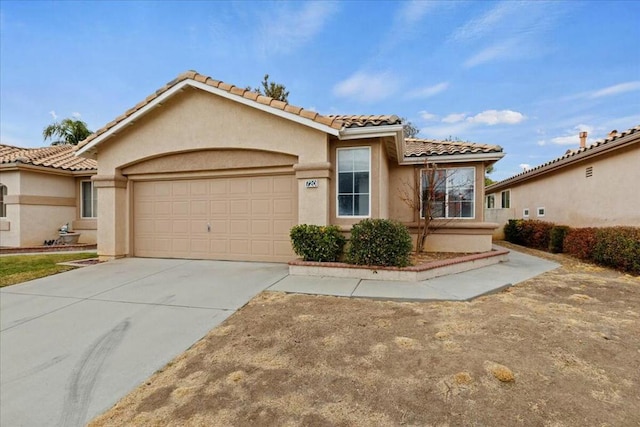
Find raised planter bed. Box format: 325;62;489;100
289;248;510;282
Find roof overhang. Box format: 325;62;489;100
0;162;96;176
400;151;505;165
76;79;342;159
339;124;405;160
486;129;639;193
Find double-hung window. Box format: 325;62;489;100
81;181;97;218
421;167;475;219
501;190;511;208
486;194;495;209
337;147;370;217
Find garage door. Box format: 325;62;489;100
133;175;297;262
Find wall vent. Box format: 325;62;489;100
586;166;593;178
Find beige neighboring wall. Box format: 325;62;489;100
0;170;21;246
501;144;640;227
93;87;331;258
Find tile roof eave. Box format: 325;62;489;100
486;125;640;193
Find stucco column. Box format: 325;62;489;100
93;174;128;260
294;162;331;226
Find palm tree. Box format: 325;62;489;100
43;118;92;146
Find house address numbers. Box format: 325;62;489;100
305;179;319;188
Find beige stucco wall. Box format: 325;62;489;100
489;143;640;228
0;170;98;246
93;87;331;258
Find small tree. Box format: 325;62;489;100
246;74;289;102
401;117;419;138
43;118;92;146
485;164;496;186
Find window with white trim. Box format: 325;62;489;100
421;167;475;219
501;190;510;208
523;208;530;218
486;194;495;209
0;184;7;217
337;147;370;217
81;181;97;218
537;207;545;217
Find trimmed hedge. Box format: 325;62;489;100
549;226;570;253
592;227;640;274
505;220;639;275
563;227;597;260
290;224;346;262
347;219;413;267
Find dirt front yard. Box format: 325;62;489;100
91;244;640;426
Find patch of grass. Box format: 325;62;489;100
0;252;98;287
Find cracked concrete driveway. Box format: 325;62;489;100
0;258;288;427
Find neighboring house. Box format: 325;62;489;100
76;70;503;261
485;125;640;238
0;144;97;247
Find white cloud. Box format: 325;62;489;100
71;112;81;118
550;135;578;145
519;163;531;171
419;111;438;122
450;1;517;43
466;109;525;125
258;2;338;55
589;81;640;98
442;113;467;123
397;0;436;25
49;110;57;120
549;123;595;146
537;140;546;146
332;71;399;103
408;82;449;99
464;39;519;68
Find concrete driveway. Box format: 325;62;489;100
0;258;288;427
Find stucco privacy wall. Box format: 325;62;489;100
94;87;331;258
506;144;640;227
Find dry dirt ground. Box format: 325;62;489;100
91;244;640;426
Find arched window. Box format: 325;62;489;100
0;184;7;218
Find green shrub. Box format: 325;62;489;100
290;224;346;262
504;219;522;244
347;219;413;267
563;228;597;260
592;227;640;275
549;226;570;253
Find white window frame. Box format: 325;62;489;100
537;207;545;217
420;166;476;220
523;208;530;218
0;184;7;218
80;180;97;219
501;190;511;209
336;147;371;218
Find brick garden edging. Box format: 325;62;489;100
289;248;510;281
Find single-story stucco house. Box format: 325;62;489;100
76;70;504;262
485;125;640;238
0;144;97;247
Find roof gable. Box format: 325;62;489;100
76;71;404;158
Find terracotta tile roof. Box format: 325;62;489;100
328;115;402;128
403;138;503;157
0;143;97;171
78;71;403;150
487;124;640;191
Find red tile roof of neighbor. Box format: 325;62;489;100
487;124;640;191
404;138;503;157
0;143;97;171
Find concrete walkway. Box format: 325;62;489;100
270;245;560;301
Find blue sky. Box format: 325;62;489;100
1;0;639;181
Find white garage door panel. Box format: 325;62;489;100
133;175;297;262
